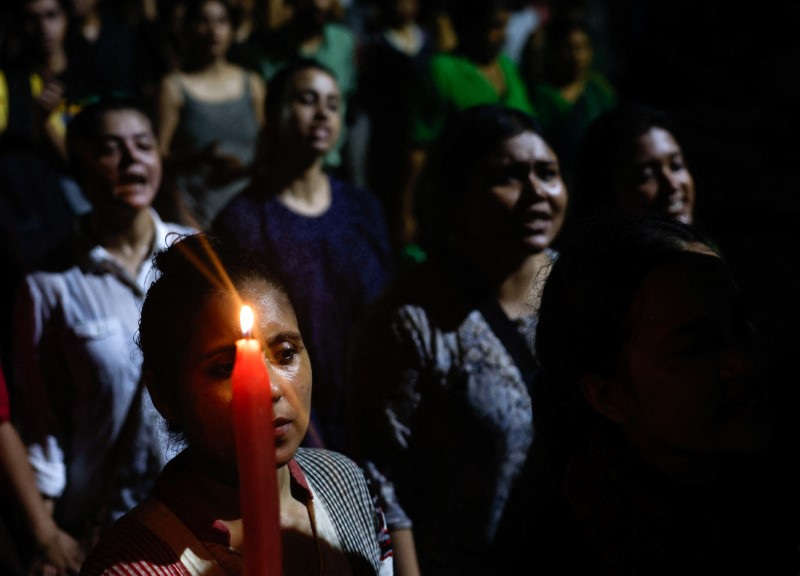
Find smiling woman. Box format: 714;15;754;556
78;233;393;576
571;103;697;230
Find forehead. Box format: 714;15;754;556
487;131;554;163
98;110;154;137
199;0;228;17
289;68;339;93
633;126;682;162
196;279;297;335
24;0;63;15
628;249;735;339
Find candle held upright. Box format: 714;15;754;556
231;305;282;576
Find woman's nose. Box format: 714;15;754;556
719;342;756;382
523;172;546;199
658;167;683;195
266;364;284;401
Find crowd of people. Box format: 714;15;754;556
1;1;798;575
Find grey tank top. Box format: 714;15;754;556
172;70;259;164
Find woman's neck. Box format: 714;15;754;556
174;451;296;551
495;252;552;319
276;162;331;217
91;207;155;278
39;50;68;76
386;21;421;55
557;77;587;104
630;440;720;487
190;54;229;75
462;241;552;319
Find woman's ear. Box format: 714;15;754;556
142;370;176;422
580;373;632;425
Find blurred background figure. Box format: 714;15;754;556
11;98;194;560
157;0;265;229
400;0;533;252
501;0;549;67
1;363;84;576
214;59;392;453
348;104;567;576
0;0;90;392
64;0;148;102
357;0;434;260
235;0;359;180
2;0;77;163
497;214;797;574
524;10;616;189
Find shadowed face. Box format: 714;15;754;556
614;247;772;464
192;0;233;59
23;0;67;56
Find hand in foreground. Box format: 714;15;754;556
28;526;85;576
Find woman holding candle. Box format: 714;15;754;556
79;233;393;576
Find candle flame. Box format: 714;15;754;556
240;305;254;338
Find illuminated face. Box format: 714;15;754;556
23;0;67;56
279;68;341;158
617;127;696;225
464;131;568;255
80;109;161;215
615;246;772;465
192;0;233;59
173;278;312;474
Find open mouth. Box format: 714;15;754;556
119;173;148;185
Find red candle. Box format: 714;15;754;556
231;305;282;576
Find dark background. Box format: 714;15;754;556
589;0;800;361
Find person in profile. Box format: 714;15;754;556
497;213;797;574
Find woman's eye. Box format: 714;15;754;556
296;91;316;105
489;166;521;185
678;331;726;357
136;138;154;152
669;156;686;172
100;141;119;155
635;166;656;185
208;361;234;378
272;345;300;365
535;164;559;181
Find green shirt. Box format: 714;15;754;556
410;52;534;145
